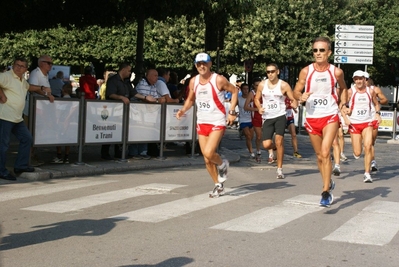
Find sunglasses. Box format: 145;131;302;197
42;61;53;65
313;48;326;53
266;70;277;74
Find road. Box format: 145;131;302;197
1;129;398;267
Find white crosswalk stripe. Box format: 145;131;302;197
211;194;323;233
22;183;186;213
0;180;115;202
110;187;257;223
323;201;399;246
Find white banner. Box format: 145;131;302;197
165;105;194;141
85;101;124;143
128;103;162;142
378;111;399;132
34;99;79;145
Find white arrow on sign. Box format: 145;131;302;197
335;24;374;33
335;32;374;41
335;40;374;49
335;48;373;56
334;56;373;65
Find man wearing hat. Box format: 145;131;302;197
342;70;381;183
176;52;238;198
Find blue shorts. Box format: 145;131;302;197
239;122;253;130
286;119;294;127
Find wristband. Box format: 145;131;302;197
41;86;44;91
144;95;147;100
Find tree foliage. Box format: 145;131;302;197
0;0;398;85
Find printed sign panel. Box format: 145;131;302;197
85;102;124;143
34;99;79;145
378;111;399;132
165;105;194;141
128;103;161;142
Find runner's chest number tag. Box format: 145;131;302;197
310;95;329;110
286;109;293;117
266;99;280;111
198;100;214;112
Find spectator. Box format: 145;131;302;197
156;67;179;103
129;69;165;159
49;71;64;97
99;70;116;100
26;55;55;166
0;57;52;181
101;62;156;160
167;71;180;100
79;66;98;99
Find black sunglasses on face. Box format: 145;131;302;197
266;70;276;74
313;48;326;53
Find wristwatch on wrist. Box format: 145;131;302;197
376;111;381;115
228;110;237;115
156;99;159;103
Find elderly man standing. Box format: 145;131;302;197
26;55;55;166
0;57;52;180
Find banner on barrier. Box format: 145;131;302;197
85;102;124;143
165;105;194;141
34;99;79;145
128;103;162;142
378;111;399;132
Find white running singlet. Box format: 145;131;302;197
261;79;286;120
238;96;252;123
348;86;373;124
194;73;226;126
304;64;339;118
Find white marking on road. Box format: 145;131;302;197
110;187;257;223
323;201;399;246
22;183;186;213
211;194;323;233
0;180;115;202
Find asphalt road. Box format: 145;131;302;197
0;129;398;267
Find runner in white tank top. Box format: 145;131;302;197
342;70;381;183
293;37;349;207
176;52;238;198
193;73;226;126
254;63;298;179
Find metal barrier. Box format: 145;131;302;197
29;94;197;164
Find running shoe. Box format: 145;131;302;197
268;155;274;164
276;168;284;179
332;165;341;176
250;153;255;159
320;191;333;207
209;183;225;198
217;159;229;183
353;153;360;160
293;152;302;158
64;157;69;164
51;157;63;164
363;173;373;183
371;161;378;172
255;153;262;163
340;153;348;162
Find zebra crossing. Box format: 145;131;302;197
7;180;399;247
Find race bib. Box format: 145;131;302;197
265;99;280;114
286;109;293;117
197;99;214;112
309;94;330;110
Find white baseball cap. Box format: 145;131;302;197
352;70;365;78
194;53;211;63
363;71;370;79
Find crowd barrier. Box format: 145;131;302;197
28;95;197;164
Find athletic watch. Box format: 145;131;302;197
376;111;381;115
228;110;237;115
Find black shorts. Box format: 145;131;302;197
262;114;286;140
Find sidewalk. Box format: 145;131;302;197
5;142;240;181
4;129;398;182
